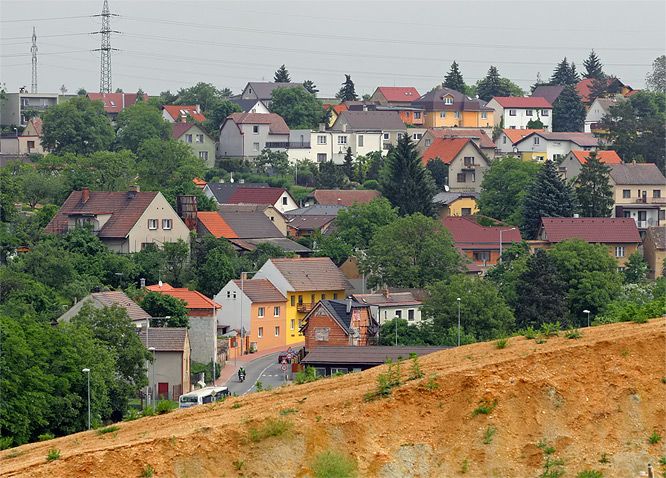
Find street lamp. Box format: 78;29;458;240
82;368;91;430
456;298;461;347
148;347;156;405
583;309;591;327
499;228;517;263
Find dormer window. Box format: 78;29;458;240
443;96;454;105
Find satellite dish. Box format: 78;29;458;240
444;185;450;192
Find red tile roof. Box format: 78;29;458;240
323;103;348;115
145;283;221;311
312;189;380;206
226;187;288;206
428;128;495;149
502;128;544;144
375;86;421;103
233;278;285;303
227;112;289;135
539;217;640;244
87;92;147;114
22;116;43;136
422;138;471;165
162;105;206;123
192;177;207;188
197;211;238;238
491;97;552;108
45;190;158;238
570;150;622;165
171;122;194;139
442;216;522;250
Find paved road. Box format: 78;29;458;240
224;352;292;395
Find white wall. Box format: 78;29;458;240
374;305;423;325
127;193;191;253
287;131;383;165
214;281;251;332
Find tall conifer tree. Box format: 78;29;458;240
444;61;466;93
583;50;605;80
336;74;358;101
273;65;291;83
575;151;614;217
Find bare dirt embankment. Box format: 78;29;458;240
2;318;665;478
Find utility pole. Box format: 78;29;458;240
30;27;38;93
93;0;118;93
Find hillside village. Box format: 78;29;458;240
1;10;666;476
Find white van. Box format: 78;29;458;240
178;387;229;408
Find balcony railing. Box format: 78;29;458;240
265;141;311;149
461;163;478;170
296;302;314;313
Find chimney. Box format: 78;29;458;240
176;195;198;231
318;123;325;132
140;278;146;288
128;185;140;199
342;123;347;133
346;297;352;314
81;187;90;204
383;288;390;299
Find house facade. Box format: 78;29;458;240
352;290;423;325
139;327;191;401
433;192;479;219
411;86;494;129
422;138;490;193
495;128;543;155
609;163;666;233
45;188;190;253
417;128;496;160
486;97;553;130
300;299;377;350
229;98;271;114
172;123;216;167
218;112;290;159
287;129;383;164
558;150;623;180
161;104;206;123
331;110;406;150
643;227;666;279
0;92;60;126
584;97;625;133
511;132;600;162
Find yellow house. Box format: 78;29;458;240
253;257;350;346
434;192;479;219
412;86;494;129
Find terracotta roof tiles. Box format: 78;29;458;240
197;211;238;238
442;216;522;250
422;138;471;165
570;150;622;165
162;105;206;123
428;128;495;149
145;283;221;311
502;128;544;144
227;112;289;135
491;96;552;108
375;86;421;103
312;189;380;206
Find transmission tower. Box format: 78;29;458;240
31;27;38;93
93;0;118;93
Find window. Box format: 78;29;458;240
357;134;364;147
397;133;403;140
503;136;507;144
258;327;263;338
257;307;265;318
233;292;237;299
463;156;475;166
337;135;347;145
481;112;487;119
405;111;410;117
273;306;280;317
509;109;517;116
274;326;280;336
290;295;295;306
454;111;461;119
321;293;326;300
408;309;415;321
27;140;35;148
623;189;631;198
148;219;158;230
440;111;446;118
473;251;491;263
660;210;665;221
542;109;549;116
226;291;231;298
199;151;208;161
317;153;327;162
414;112;421;119
311;293;316;304
654;190;661;198
185;134;193;143
252;125;259;134
317;135;327;145
253;142;260;152
383;132;390;140
461;208;472;216
282;196;288;205
333;293;338;299
412;133;422;140
331;368;348;375
162;219;172;230
526;109;533;116
534;136;540;145
298;295;303;304
196;134;204;143
425;139;431;147
444;96;454;105
615;246;625;258
456;172;466;182
290;319;295;330
395;310;402;319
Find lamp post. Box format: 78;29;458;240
456;298;461;347
82;368;91;430
499;228;517;263
148;347;156;405
583;309;591;327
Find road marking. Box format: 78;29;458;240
243;360;277;396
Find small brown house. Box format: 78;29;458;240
643;227;666;279
300;299;378;350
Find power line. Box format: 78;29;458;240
0;32;93;41
0;50;92;58
0;15;93;23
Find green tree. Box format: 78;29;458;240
365;151;385;181
485;242;531;310
270;87;324;129
115;102;170;152
550;57;580;85
255;149;291;176
20;170;65;208
378;318;428;346
552;85;586;132
426;159;448;190
175;82;227;112
646;55;666;93
623;251;648;284
162;239;191;287
336;74;358;101
64;150;138;192
312;232;352;266
583;50;605;80
302;80;318;95
136;138;205;191
342;147;354;180
478;157;541;225
202;99;241;135
424;275;515;343
476;66;503;101
196;248;236;298
380;134;436;216
41;96;114;155
140;292;189;327
521;161;575;239
273;64;291;83
318;160;346;188
600;91;666;174
526;117;544;129
335;197;398;251
362;213;461;288
443;61;466;92
574;151;614;217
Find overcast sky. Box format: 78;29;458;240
1;1;664;98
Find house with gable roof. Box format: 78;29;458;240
58;290;151;323
584;96;626;133
495;128;544;155
229;97;270;114
305;189;380;207
511;131;600;162
218;112;290;159
204;183;297;213
87;92;148;121
161;104;206;123
139;327;191;401
417;128;496;159
331;110;406;150
530;85;565;105
486;97;553;130
643;227;666;279
411;86;494;129
575;78;631;105
609;162;666;232
422;138;490;192
238;81;306;106
370;86;421;106
171;123;215;167
559;150;623;180
300;299;377;351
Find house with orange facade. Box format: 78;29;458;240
411;86;494;129
300;299;377;351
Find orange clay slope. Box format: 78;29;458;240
2;317;665;478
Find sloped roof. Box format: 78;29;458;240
531;85;565;104
45;190;159;238
352;291;422;307
233;278;285;303
162;105;206;123
323;103;348;115
312;189;380;206
89;291;151;321
333;111;405;131
139;328;188;352
197;211;238;238
22;116;43;136
245;82;305;100
286;215;337;231
87;92;147;114
316;299;371;333
646;227;666;250
301;345;449;365
570;150;622;165
609;163;666;185
576;78;628;103
229;98;268;113
412;86;493;112
592;96;626;114
539;217;640;244
422;138;480;165
145;283;221;310
428;128;495;149
218;210;283;238
502;128;544;144
245;237;311;254
171;122;213;141
286;205;345;216
192;177;207;187
442;216;522;250
375;86;421;102
491;96;552;108
268;257;350;291
226;112;289;134
517;131;600;148
432;191;479;205
226;187;289;206
206;183;269;203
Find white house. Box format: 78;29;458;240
584;96;625;133
287;129;383;164
486;97;553;130
351;291;424;325
218;112;290;159
331;110;406;150
511;131;601;162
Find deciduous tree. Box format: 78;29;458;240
646;55;666;93
115;102;170;152
202;99;241;135
334;197;398;251
270;87;324;129
623;251;648;284
140;292;189;327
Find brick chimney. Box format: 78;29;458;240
81;187;90;204
176;195;198;230
128;185;140;199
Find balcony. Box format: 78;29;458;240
461;163;478;170
296;302;314;313
265;141;311;149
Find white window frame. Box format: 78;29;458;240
542;109;549;116
316;153;327;162
258;307;265;318
439;111;446;118
481;111;487;119
526;109;533;116
383;132;390;140
195;134;204;143
337;135;348;145
162;219;172;230
252;125;259;134
274;306;280;317
615;246;625;258
253;142;260;152
199;151;208;161
331;368;348;375
185;134;193;143
274;326;280;337
317;135;327;145
414;112;421;119
444;96;454;105
148;219;158;230
534;136;540;145
258;327;263;338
